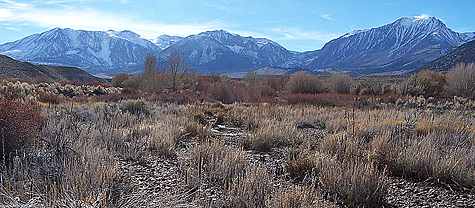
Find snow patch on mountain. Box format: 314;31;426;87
154;35;183;50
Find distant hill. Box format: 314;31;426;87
414;39;475;73
0;54;108;83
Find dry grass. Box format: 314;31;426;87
267;185;335;208
0;101;192;207
2;79;475;207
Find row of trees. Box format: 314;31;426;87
287;63;475;99
112;51;191;92
112;51;475;103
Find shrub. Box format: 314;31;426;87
120;99;148;115
183;141;247;189
314;156;389;208
446;62;475;98
227;164;270;208
287;72;326;94
37;90;61;104
111;73;130;87
268;186;333;208
328;73;356;94
0;97;45;164
209;81;249;104
401;69;447;97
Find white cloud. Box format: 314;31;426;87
415;14;430;19
0;0;224;39
269;27;339;42
0;8;13;19
319;14;336;21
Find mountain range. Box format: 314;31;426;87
0;16;474;77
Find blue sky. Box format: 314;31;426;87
1;0;474;51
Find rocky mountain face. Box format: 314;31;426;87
0;16;474;77
305;16;475;76
414;39;475;73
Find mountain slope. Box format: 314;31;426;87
0;28;160;76
306;16;475;76
154;35;183;50
0;54;107;83
414;39;475;73
160;30;293;73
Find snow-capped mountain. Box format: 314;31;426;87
1;16;474;77
160;30;293;73
305;16;475;75
0;28;161;76
154;35;183;50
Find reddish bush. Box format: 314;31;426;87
266;75;286;92
37;90;61;104
208;82;250;104
121;87;141;94
286;93;404;107
0;97;45;164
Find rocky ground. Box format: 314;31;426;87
118;117;475;207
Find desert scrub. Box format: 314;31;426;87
314;155;389;208
182;140;247;189
120;99;149;115
267;185;335;208
245;118;304;152
227;164;271;208
1;102;121;207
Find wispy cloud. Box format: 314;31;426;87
319;14;336;21
6;26;18;30
269;27;339;42
0;0;224;38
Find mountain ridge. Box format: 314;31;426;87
0;16;474;77
305;16;475;76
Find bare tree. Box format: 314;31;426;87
165;50;190;91
142;53;163;92
143;53;158;76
